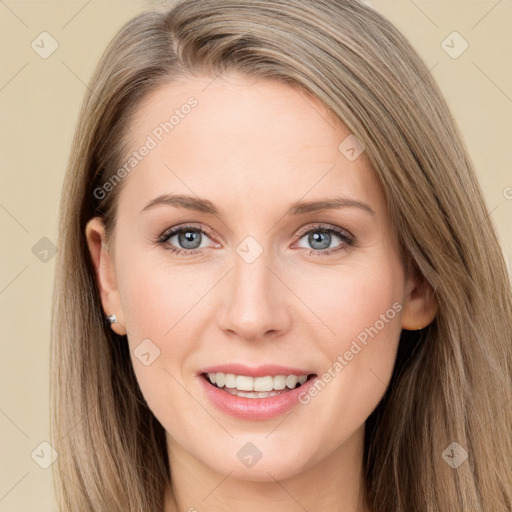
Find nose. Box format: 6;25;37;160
217;251;292;342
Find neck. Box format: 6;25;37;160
163;425;369;512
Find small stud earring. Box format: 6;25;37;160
105;314;118;325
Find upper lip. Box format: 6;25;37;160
198;363;316;378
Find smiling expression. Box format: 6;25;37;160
86;72;428;482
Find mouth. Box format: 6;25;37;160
201;372;317;399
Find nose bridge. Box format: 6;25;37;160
218;241;290;340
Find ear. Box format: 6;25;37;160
401;271;438;331
85;217;127;336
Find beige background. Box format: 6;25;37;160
0;1;510;510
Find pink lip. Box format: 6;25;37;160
198;363;313;378
198;372;318;421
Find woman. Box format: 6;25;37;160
50;0;512;510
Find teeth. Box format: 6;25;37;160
236;375;254;391
215;373;226;387
254;376;274;392
206;372;310;392
285;375;298;388
224;388;282;399
273;375;286;390
224;374;237;388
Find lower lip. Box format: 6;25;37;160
198;374;318;421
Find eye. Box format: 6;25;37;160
157;224;218;255
156;223;355;257
294;224;354;256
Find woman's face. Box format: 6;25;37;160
87;73;433;482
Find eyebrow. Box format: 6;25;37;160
139;193;376;217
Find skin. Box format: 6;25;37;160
86;73;437;512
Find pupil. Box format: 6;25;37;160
309;231;330;250
179;230;201;249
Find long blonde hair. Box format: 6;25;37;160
50;1;512;510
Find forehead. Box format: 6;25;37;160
116;73;385;217
128;72;345;153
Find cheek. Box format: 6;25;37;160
116;232;404;418
115;256;201;434
295;257;404;353
114;250;217;412
293;257;404;418
116;248;203;340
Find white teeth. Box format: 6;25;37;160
215;373;226;388
285;375;298;388
273;375;286;390
236;375;254;391
206;372;310;392
224;388;283;398
224;374;237;388
254;376;274;392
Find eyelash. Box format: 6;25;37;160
155;223;355;257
